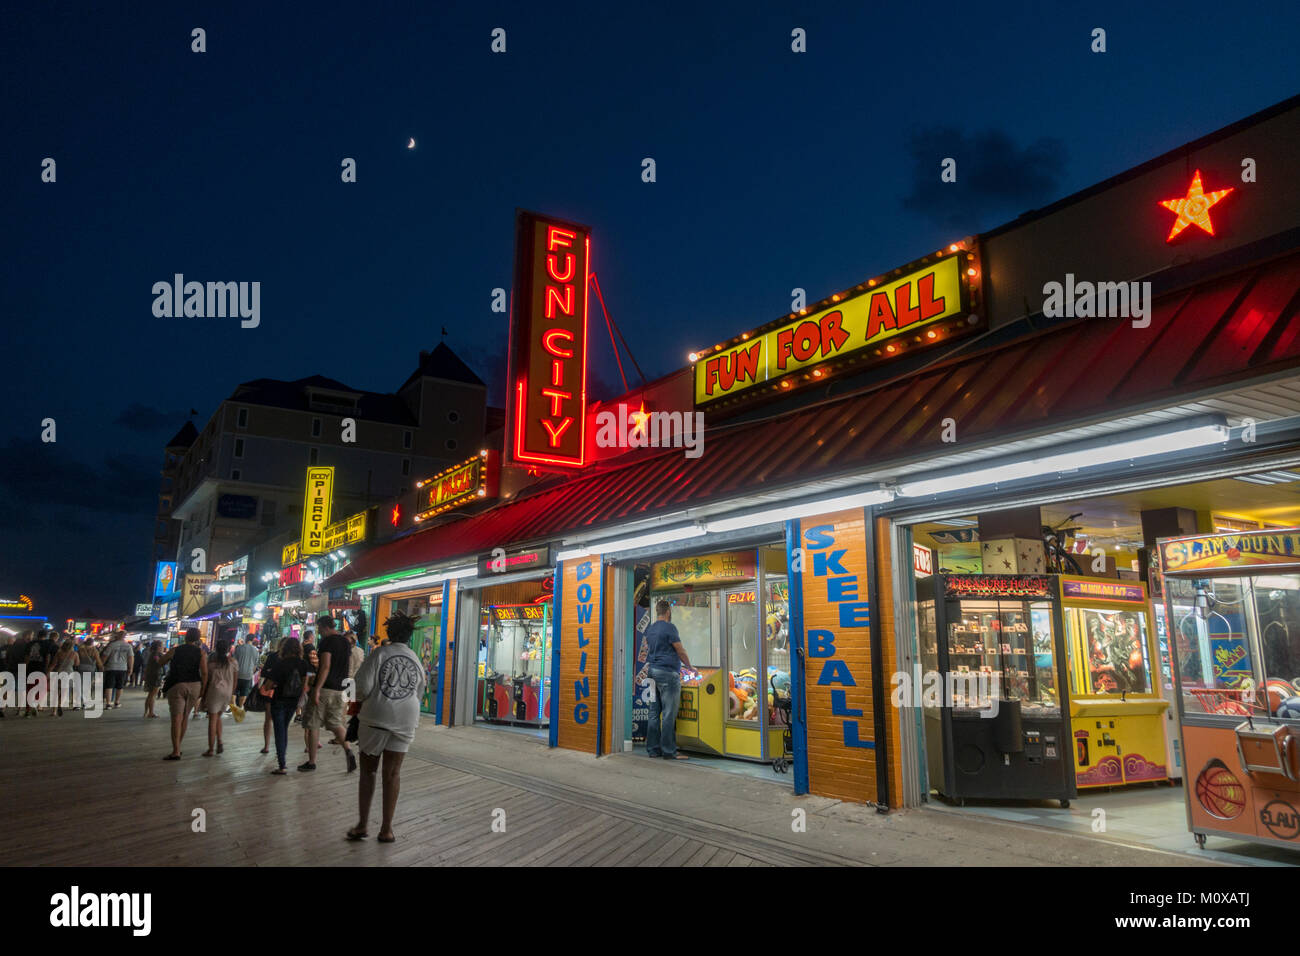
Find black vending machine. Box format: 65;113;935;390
917;573;1076;806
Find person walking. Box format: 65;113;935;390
199;639;238;757
346;631;365;679
159;628;207;760
23;630;51;716
258;639;280;754
261;637;308;775
232;637;258;709
644;600;693;761
75;637;101;711
301;616;356;773
347;611;426;843
131;642;145;688
6;632;30;717
142;641;164;718
51;638;79;716
100;631;134;709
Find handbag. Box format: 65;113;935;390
245;690;267;713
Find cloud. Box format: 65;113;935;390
114;403;187;433
901;127;1067;228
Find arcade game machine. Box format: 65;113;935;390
1158;528;1300;851
1148;550;1185;780
1058;576;1170;789
917;573;1076;806
651;548;789;762
476;602;551;726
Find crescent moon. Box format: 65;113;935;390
407;137;416;149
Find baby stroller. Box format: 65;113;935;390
770;673;793;774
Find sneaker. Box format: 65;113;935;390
297;762;316;772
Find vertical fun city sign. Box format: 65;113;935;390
507;210;591;469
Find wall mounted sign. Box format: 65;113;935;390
508;210;592;469
182;573;215;617
1159;169;1233;242
1161;529;1300;574
913;544;934;578
476;545;554;578
321;511;367;551
415;451;500;521
134;603;154;616
300;466;335;554
0;594;34;611
153;562;180;601
1061;579;1146;603
694;249;979;407
943;574;1052;599
282;541;299;568
650;551;756;589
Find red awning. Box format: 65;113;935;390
334;249;1300;586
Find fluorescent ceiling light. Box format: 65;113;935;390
558;525;707;562
1232;470;1300;485
705;487;894;534
897;422;1228;498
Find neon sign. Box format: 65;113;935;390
414;451;499;521
508;210;591;468
300;466;334;554
1159;170;1233;242
0;594;34;611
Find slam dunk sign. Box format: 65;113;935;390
795;509;879;803
696;254;968;404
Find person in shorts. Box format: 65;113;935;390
232;637;259;708
100;631;134;709
300;617;356;773
159;629;207;760
347;611;426;843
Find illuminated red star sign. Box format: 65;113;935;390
390;503;401;527
1159;169;1233;242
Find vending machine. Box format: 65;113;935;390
1058;577;1171;789
917;573;1076;806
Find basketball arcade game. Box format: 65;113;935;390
1159;529;1300;851
1057;577;1171;789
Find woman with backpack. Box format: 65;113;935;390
260;637;308;775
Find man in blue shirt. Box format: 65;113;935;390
644;600;693;760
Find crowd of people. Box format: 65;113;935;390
0;612;426;844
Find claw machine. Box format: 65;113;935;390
1058;577;1170;789
476;602;551;726
1158;529;1300;851
917;573;1076;806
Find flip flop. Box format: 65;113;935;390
377;834;396;843
346;828;369;841
163;754;181;760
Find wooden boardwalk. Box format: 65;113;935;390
0;688;854;867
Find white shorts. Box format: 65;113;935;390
358;723;414;757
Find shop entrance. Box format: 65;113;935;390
472;577;553;731
627;545;793;774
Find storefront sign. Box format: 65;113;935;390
182;573;215;617
650;551;756;589
215;555;249;579
476;545;554;578
134;603;153;616
153;562;180;601
913;544;933;577
217;493;258;520
282;541;299;567
695;253;971;405
508;210;591;469
1061;579;1145;603
0;594;34;611
1161;530;1300;573
554;556;604;754
300;466;335;554
279;563;305;587
944;574;1051;598
416;451;500;521
321;510;367;551
795;509;878;803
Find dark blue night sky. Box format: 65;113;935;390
4;0;1298;619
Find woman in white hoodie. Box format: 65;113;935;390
347;612;426;844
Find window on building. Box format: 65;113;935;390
403;430;412;449
310;447;318;465
401;458;410;475
237;407;249;428
234;438;244;458
312;417;322;438
160;497;171;511
231;469;241;481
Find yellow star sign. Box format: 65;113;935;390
1160;169;1233;242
